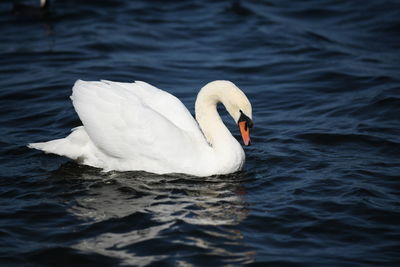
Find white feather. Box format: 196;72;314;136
29;80;252;176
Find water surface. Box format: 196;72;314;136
1;0;399;265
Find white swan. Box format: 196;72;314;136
29;80;253;177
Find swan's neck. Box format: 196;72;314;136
40;0;47;8
195;82;241;152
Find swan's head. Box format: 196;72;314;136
196;80;253;146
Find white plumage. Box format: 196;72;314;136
29;80;253;177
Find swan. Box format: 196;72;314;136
29;80;253;177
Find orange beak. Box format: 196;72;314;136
239;121;251;146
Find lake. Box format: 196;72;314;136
0;0;399;265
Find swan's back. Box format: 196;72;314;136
94;80;201;135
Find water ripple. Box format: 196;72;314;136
0;0;399;265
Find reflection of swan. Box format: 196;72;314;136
65;169;248;225
53;166;252;265
29;80;253;176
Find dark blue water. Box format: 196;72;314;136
1;0;400;265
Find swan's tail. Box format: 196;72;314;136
29;138;67;154
28;126;89;160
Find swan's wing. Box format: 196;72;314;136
100;80;202;136
71;80;203;160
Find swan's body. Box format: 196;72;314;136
29;80;253;177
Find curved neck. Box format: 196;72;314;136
194;82;240;151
